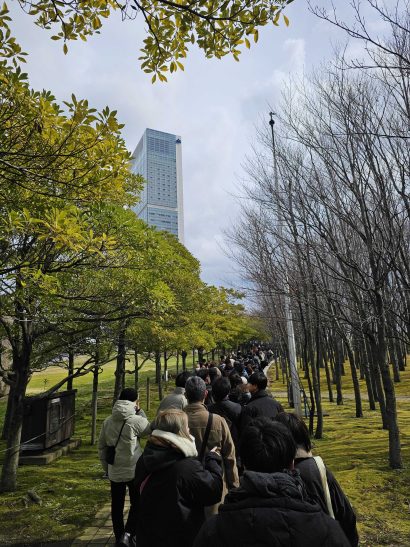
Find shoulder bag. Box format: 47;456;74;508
313;455;335;518
198;412;213;464
105;420;127;465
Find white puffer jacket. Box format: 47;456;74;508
98;400;150;482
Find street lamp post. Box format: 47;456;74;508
269;112;302;416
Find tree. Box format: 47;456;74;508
229;10;409;466
15;0;294;78
0;10;148;490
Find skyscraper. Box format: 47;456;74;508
131;128;184;243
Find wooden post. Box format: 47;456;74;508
146;377;150;411
134;349;139;397
90;365;99;445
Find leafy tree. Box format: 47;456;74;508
15;0;294;77
0;11;146;490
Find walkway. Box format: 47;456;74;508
71;500;129;546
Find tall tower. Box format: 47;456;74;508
131;128;184;243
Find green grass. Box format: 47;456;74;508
270;364;410;546
0;357;409;545
0;355;181;545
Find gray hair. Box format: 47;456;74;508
185;376;207;403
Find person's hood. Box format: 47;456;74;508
225;469;304;505
142;431;197;473
142;442;182;473
151;430;197;458
111;400;136;421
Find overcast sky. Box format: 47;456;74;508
8;1;388;290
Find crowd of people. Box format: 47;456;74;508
98;348;358;547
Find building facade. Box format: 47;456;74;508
131;128;184;243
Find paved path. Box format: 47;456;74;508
71;500;129;546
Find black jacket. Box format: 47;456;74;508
193;470;350;547
134;443;223;547
229;387;250;406
295;456;358;546
241;389;284;430
208;399;242;452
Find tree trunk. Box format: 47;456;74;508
113;323;127;405
164;349;168;381
343;337;363;418
155;351;163;400
1;384;15;440
307;325;322;439
323;355;334;403
134;350;139;396
67;347;75;391
388;338;401;383
361;338;376;410
369;339;388;429
396;340;405;372
374;300;402;468
90;365;99;445
334;339;343;405
322;342;334;403
303;345;315;436
0;355;30;492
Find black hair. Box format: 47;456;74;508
119;388;138;402
175;371;193;388
196;368;210;382
240;418;296;473
275;412;312;452
212;377;231;402
229;372;243;388
248;371;268;390
208;366;220;383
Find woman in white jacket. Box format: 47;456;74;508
98;388;151;546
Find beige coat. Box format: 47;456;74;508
184;401;239;510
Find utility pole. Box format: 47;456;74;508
269;112;302;416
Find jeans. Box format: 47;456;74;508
110;480;138;540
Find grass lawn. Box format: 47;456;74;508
269;364;410;546
0;357;409;546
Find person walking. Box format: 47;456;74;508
194;418;350;547
98;388;150;546
134;409;223;547
157;370;193;412
241;371;284;430
275;412;359;546
184;376;239;515
208;377;242;460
